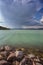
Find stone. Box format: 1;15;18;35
0;60;11;65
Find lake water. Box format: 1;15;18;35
0;30;43;48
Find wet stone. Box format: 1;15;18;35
0;60;11;65
7;52;16;62
5;46;12;51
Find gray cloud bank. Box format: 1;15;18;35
0;0;43;28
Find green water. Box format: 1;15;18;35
0;30;43;48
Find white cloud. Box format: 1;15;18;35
40;16;43;24
40;16;43;21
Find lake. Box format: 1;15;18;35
0;30;43;48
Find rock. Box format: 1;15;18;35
12;61;16;65
0;51;9;59
36;62;42;65
0;55;3;60
28;53;35;59
15;49;24;58
5;46;12;51
0;46;5;51
0;60;11;65
7;52;16;62
0;51;7;56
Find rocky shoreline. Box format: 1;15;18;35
0;45;43;65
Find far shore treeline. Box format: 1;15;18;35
0;26;43;30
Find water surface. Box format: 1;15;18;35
0;30;43;48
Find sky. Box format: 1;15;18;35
0;0;43;28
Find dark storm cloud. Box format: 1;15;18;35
0;0;43;28
39;0;43;3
